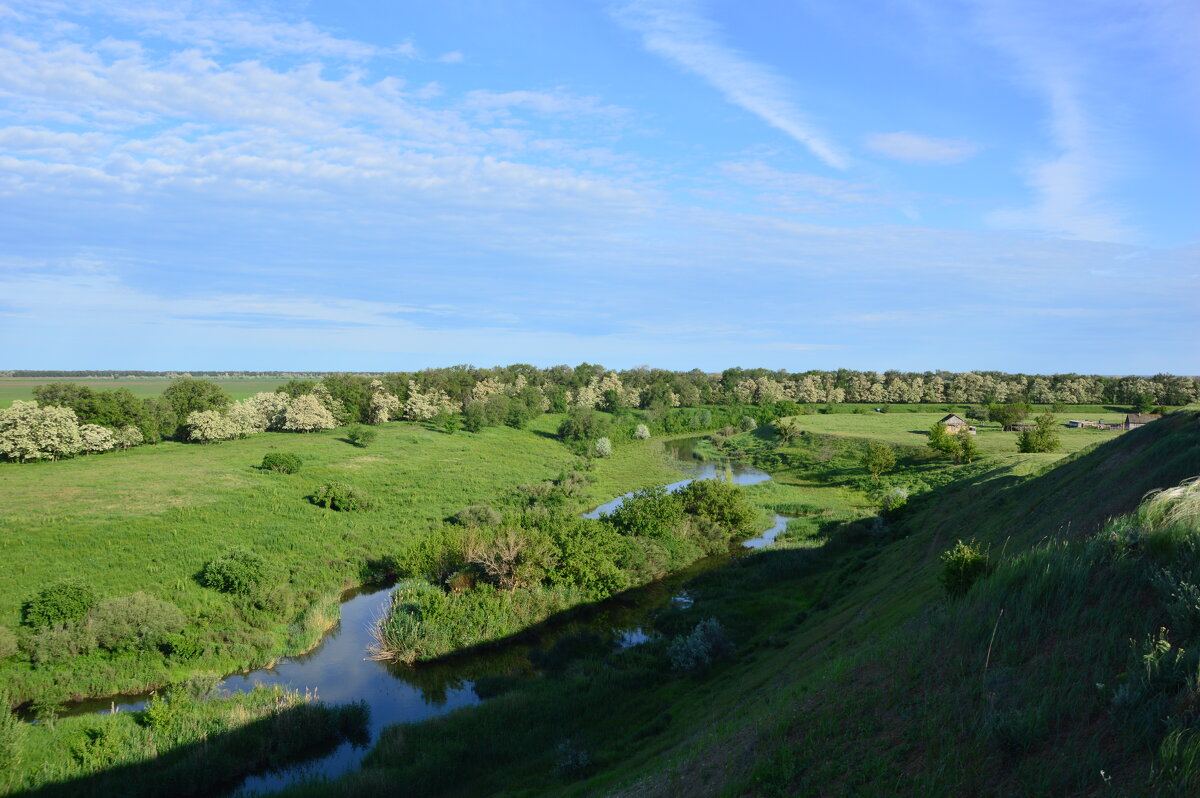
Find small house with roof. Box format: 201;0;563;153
939;414;976;435
1125;413;1162;430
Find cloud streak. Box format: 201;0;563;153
864;131;980;164
611;0;847;169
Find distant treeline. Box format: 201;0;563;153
3;366;1198;404
1;370;342;378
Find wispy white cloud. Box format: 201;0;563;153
864;131;979;164
970;0;1131;242
610;0;847;169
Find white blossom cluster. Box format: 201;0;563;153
186;390;340;442
403;381;455;421
368;380;401;424
0;400;84;461
0;401;148;461
571;372;642;409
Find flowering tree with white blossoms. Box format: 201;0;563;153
116;425;144;449
229;392;291;434
281;394;337;432
79;423;116;453
186;410;243;443
368;380;401;424
0;400;83;461
403;381;454;421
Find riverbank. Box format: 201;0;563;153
0;415;690;708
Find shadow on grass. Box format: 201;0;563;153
12;701;369;798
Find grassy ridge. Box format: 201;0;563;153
0;414;686;704
281;412;1200;797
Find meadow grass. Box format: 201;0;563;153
0;414;685;703
0;378;289;407
779;406;1126;454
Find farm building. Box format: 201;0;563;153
1125;413;1162;430
939;414;977;435
1068;419;1125;431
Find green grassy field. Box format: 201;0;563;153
0;414;686;703
780;407;1127;454
0;378;288;407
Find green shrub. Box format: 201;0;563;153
667;617;731;671
553;738;592;777
260;452;301;474
453;504;502;527
199;548;269;596
23;579;97;628
880;487;909;514
311;482;373;511
677;479;758;538
26;622;96;665
602;486;685;538
88;592;186;652
1017;412;1060;453
740;416;758;431
345;425;378;447
557;409;608;443
0;626;17;660
939;540;992;597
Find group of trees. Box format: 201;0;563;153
4;365;1194;463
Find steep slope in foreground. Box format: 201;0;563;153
280;412;1200;797
626;410;1200;797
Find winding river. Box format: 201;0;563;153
63;436;785;794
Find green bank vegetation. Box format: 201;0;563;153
0;681;366;797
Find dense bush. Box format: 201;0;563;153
260;452;302;473
557;409;608;443
26;622;96;664
939;540;992;597
593;436;613;458
667;617;731;671
88;593;187;652
311;482;373;511
676;479;759;539
546;520;631;598
462;401;487;433
452;504;503;527
345;425;377;447
602;486;685;538
23;579;97;628
200;548;270;597
634;423;651;439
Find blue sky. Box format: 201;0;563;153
0;0;1196;373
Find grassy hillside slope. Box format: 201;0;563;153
285;412;1200;797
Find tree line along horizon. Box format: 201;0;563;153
0;365;1194;463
